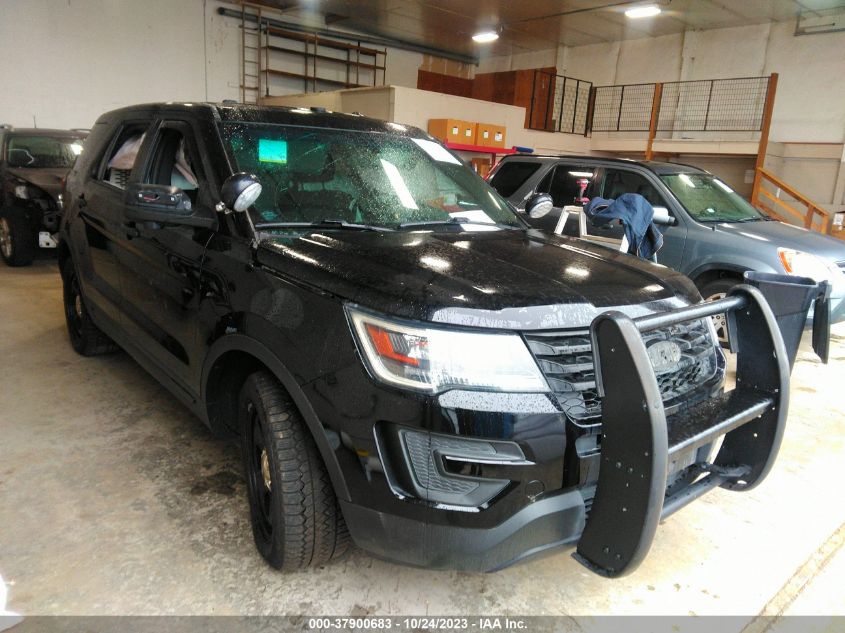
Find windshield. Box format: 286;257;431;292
219;122;522;231
661;172;765;222
6;135;84;169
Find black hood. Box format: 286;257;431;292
8;167;68;202
256;229;700;330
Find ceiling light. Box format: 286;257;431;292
625;5;661;18
472;30;499;43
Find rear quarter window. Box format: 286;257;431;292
489;161;542;197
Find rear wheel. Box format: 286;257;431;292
698;278;739;347
61;260;120;356
239;371;349;571
0;207;36;267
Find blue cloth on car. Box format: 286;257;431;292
584;193;664;260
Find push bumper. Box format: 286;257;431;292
574;283;790;577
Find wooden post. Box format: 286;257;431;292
585;86;596;136
752;73;779;209
645;83;663;161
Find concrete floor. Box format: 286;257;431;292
1;259;844;620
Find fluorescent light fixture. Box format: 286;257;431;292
472;30;499;43
569;171;594;178
625;5;661;18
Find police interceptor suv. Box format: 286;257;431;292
59;103;794;575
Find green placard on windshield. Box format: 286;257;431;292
258;138;287;164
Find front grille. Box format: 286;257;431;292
524;319;721;423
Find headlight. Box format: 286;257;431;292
347;306;549;394
778;248;840;282
14;185;29;199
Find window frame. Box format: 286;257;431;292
139;120;206;192
92;119;155;191
535;161;600;208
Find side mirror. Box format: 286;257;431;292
652;206;677;226
221;172;262;213
525;193;554;219
125;183;215;229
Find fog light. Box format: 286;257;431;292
398;428;527;509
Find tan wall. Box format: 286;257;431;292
262;86;592;155
764;142;845;211
261;91;343;111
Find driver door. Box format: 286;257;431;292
596;167;687;268
117;119;217;395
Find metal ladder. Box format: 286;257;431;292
240;2;263;104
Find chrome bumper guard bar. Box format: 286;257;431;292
573;284;791;577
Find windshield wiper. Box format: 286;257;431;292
398;217;520;230
254;219;393;232
722;217;767;223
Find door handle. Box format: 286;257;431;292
77;193;87;209
124;224;140;239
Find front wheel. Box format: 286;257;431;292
699;278;739;347
0;208;36;267
239;371;349;571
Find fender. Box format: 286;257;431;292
201;333;351;502
687;258;777;284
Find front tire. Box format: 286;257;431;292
239;371;349;571
0;207;36;267
61;259;120;356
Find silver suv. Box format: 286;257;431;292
488;154;845;337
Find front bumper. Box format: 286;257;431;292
343;284;793;575
341;489;585;572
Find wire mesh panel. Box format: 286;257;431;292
657;76;770;132
591;84;656;132
554;76;593;134
529;71;592;135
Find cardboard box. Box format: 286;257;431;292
475;122;507;148
428;119;476;144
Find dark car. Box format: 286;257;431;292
0;127;86;266
59;103;793;575
488;155;845;341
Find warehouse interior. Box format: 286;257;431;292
1;0;845;628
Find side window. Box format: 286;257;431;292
143;126;200;203
488;161;541;198
601;168;664;207
536;164;597;207
99;124;149;189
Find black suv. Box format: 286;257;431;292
0;127;86;266
59;103;793;575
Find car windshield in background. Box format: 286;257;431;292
7;135;84;169
661;173;766;223
219;122;522;231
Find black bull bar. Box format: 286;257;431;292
574;283;794;577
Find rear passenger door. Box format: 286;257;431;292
117;119;218;394
533;162;598;234
71;120;152;327
598;167;687;269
